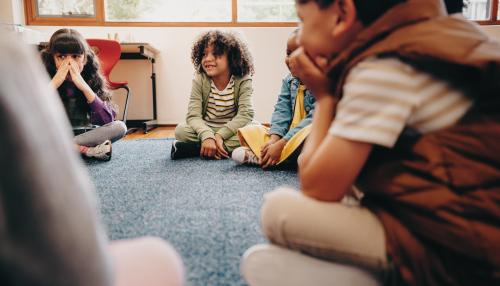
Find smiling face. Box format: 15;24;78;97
201;44;230;79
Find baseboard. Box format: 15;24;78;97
157;124;178;127
126;121;270;128
125;119;150;128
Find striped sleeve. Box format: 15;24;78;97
329;58;472;148
329;58;421;147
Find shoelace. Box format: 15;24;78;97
90;141;111;155
245;150;260;165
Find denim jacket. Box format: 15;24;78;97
269;74;315;141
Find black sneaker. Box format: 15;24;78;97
170;140;200;160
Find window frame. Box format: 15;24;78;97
25;0;104;26
24;0;298;27
474;0;499;25
24;0;500;27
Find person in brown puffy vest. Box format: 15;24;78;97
242;0;500;286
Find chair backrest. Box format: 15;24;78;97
86;39;130;123
86;39;121;79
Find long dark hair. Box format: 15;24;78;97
41;28;112;103
191;30;254;77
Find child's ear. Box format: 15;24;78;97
332;0;357;37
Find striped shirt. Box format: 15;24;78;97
204;76;237;128
329;57;473;147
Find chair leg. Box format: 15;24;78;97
118;85;131;125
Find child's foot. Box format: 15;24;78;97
232;147;260;165
84;140;112;161
170;140;200;160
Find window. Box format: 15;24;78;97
105;0;232;22
237;0;298;22
463;0;500;23
36;0;95;17
24;0;500;26
25;0;297;26
464;0;491;20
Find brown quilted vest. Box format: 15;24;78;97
326;0;500;285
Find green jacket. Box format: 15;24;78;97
186;72;254;141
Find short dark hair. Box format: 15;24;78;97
444;0;465;14
297;1;465;23
191;30;254;77
296;0;406;25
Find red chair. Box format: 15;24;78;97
87;39;131;125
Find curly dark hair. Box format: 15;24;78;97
41;28;112;104
191;30;254;77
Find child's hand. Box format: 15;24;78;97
50;57;71;89
261;139;287;169
289;47;331;98
69;59;91;93
201;138;217;158
69;59;96;103
214;134;229;159
261;135;281;157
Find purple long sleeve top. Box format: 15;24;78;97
60;82;116;127
88;95;116;125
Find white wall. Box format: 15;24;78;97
7;20;295;124
0;0;14;24
1;0;24;26
1;2;292;124
481;24;500;38
4;1;500;124
25;26;293;124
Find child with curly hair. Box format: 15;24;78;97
41;29;127;161
171;30;255;160
232;29;315;169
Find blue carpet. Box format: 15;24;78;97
86;139;300;286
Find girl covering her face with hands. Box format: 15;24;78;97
41;29;127;161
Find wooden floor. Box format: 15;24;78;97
124;126;175;140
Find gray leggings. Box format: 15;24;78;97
74;121;127;147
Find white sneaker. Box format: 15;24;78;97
85;140;112;161
232;147;260;165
